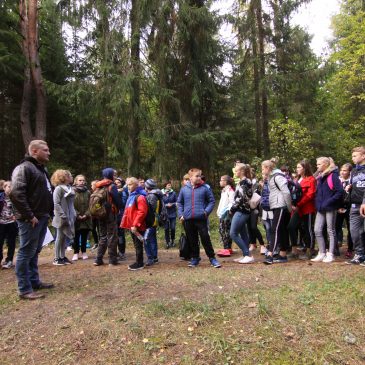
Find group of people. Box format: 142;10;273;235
1;139;365;300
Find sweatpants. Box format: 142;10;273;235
269;208;290;254
55;228;67;260
184;219;215;260
314;210;337;254
349;206;365;256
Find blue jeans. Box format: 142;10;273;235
262;218;272;246
144;227;158;260
15;216;49;295
230;211;250;256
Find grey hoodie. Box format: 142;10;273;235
269;169;292;212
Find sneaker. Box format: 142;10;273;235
233;256;245;262
323;252;335;263
93;260;104;266
128;262;144;271
145;259;154;267
2;261;13;269
188;258;200;268
346;254;365;265
249;244;257;252
165;242;171;249
91;244;98;251
72;254;79;261
66;246;73;252
171;241;176;247
263;255;273;265
53;258;65;266
360;262;365;267
217;249;231;257
62;257;72;265
82;253;88;260
109;261;119;266
273;255;288;263
210;258;222;268
153;257;159;264
260;246;268;255
311;253;326;262
238;256;255;264
118;253;126;261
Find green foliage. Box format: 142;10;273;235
269;118;314;167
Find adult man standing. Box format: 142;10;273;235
10;140;54;300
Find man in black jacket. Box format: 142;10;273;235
10;140;54;299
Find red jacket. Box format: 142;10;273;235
121;193;148;231
296;176;316;217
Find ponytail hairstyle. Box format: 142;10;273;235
235;163;252;180
221;175;235;189
261;157;278;172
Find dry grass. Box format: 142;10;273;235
1;241;365;365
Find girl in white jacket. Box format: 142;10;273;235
217;176;235;257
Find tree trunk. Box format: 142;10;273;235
128;0;141;176
19;0;33;149
250;1;262;157
28;0;47;140
256;0;270;156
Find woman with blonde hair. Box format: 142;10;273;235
72;174;92;261
51;170;76;266
311;157;343;263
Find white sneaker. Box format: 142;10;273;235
72;254;79;261
82;253;88;260
260;246;268;255
249;244;256;252
233;256;245;262
238;256;255;264
323;252;335;263
311;253;326;262
66;246;73;252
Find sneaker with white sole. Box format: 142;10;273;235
323;252;335;263
66;246;73;252
238;256;255;264
82;253;88;260
249;244;257;252
233;256;245;262
72;254;79;261
311;252;326;262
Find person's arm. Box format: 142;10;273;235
53;187;68;223
297;178;316;208
276;175;292;211
327;174;344;206
9;164;34;221
177;190;184;219
360;192;365;217
204;187;215;216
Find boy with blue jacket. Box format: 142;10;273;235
177;168;221;268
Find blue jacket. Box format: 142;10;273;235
177;182;215;220
162;189;177;218
315;169;344;212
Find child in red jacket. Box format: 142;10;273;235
121;177;148;271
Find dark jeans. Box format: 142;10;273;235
131;231;145;264
73;229;89;253
96;213;118;264
336;211;353;250
230;211;250;256
262;216;272;246
164;217;176;244
118;227;126;255
0;222;18;263
288;212;315;250
350;207;365;256
184;219;215;259
247;209;264;245
15;216;48;295
269;208;290;253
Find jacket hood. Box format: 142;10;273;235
102;168;115;180
149;189;163;198
96;179;113;188
321;166;337;178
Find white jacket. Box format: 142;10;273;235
217;186;235;218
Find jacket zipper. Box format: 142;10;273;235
191;187;195;218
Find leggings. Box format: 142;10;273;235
314;210;336;254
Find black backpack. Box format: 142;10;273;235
135;194;166;228
179;232;191;260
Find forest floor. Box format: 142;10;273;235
1;240;365;365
